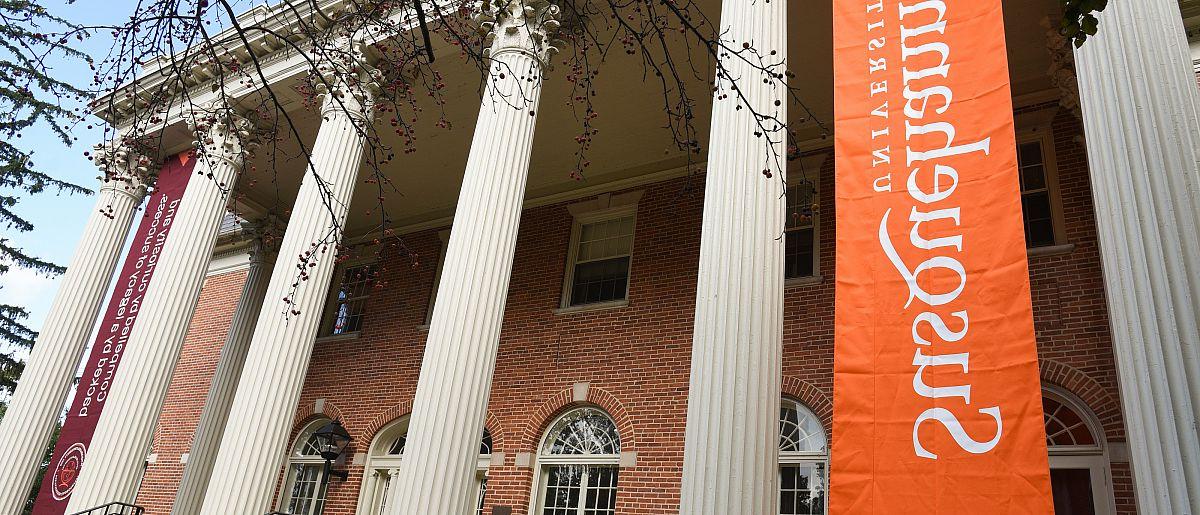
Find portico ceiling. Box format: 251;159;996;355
209;0;1065;240
1183;0;1200;22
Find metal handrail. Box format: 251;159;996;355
68;502;144;515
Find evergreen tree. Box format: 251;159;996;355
0;0;91;395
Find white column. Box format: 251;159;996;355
678;0;787;512
170;222;278;515
196;44;379;514
1073;1;1200;512
65;106;261;511
0;142;150;515
386;3;560;513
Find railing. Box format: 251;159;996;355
68;502;144;515
266;512;292;515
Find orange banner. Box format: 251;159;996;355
831;0;1052;512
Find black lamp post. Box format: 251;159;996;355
312;420;352;482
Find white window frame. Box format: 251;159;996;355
529;407;623;514
1014;111;1068;251
559;191;643;310
1043;386;1116;515
778;398;828;515
279;419;332;515
318;255;379;339
784;153;826;286
355;417;492;515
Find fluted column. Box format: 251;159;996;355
678;0;787;513
196;42;379;514
0;142;151;515
65;106;262;511
385;3;560;513
1073;1;1200;512
170;221;279;515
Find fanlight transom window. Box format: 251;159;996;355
534;407;622;515
281;419;331;515
357;418;491;515
1043;392;1101;450
543;408;622;456
780;400;827;454
779;399;827;515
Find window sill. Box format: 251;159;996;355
553;299;629;315
416;324;430;332
785;275;824;288
1027;243;1075;258
315;331;360;343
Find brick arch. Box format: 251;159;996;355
359;400;508;454
288;399;346;446
361;399;414;444
520;386;637;453
781;375;833;436
1039;359;1124;440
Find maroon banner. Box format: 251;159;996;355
33;152;196;514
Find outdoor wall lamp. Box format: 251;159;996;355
312;420;352;482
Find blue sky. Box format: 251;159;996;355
0;1;137;343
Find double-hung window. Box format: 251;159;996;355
532;407;622;514
323;262;377;336
778;399;828;515
785;177;818;280
562;199;639;308
280;420;331;515
1017;138;1058;248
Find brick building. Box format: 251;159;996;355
131;105;1135;515
3;0;1200;513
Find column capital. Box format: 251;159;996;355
313;36;381;123
91;138;155;200
240;215;284;264
476;0;564;69
185;103;265;171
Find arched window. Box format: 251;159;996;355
356;418;493;515
1043;387;1114;515
280;419;331;515
532;407;621;515
779;398;827;515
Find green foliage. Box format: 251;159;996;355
1061;0;1110;47
0;0;92;395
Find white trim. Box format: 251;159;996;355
1015;129;1068;248
559;197;641;309
278;418;332;515
784;275;824;288
778;398;829;515
356;417;410;515
1042;386;1116;515
785;155;823;281
529;407;623;515
206;247;252;276
357;417;493;515
1027;243;1076;258
318;254;379;338
552;299;629;315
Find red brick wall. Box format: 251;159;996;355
136;106;1133;514
135;270;247;514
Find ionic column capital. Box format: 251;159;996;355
313;36;381;123
91;138;155;201
476;0;564;69
185;103;265;171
